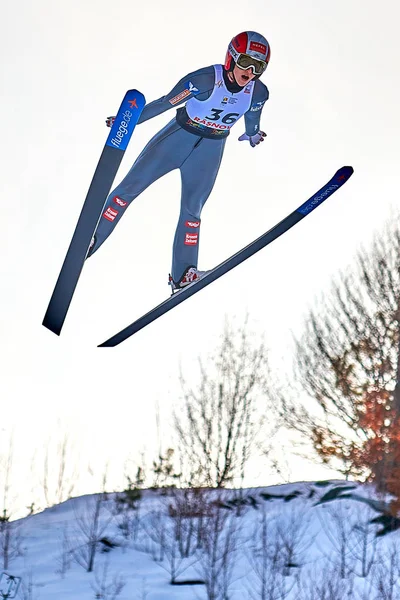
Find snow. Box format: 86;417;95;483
2;480;400;599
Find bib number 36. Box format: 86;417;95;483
205;109;240;125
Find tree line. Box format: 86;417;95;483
2;214;400;589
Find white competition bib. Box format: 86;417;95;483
185;64;254;134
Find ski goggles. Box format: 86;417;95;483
236;53;267;75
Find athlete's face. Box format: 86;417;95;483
232;65;256;87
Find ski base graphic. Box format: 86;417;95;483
42;90;145;336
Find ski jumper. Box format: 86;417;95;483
89;64;269;282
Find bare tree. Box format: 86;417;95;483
69;491;114;573
0;435;23;570
371;541;400;600
55;524;72;578
90;556;126;600
40;429;79;508
316;502;358;579
246;506;293;600
175;316;279;488
277;502;315;577
348;504;378;578
195;495;241;600
17;569;39;600
167;487;211;556
285;219;400;491
141;503;199;584
297;561;355;600
112;468;145;542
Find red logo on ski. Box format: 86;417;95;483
185;220;200;228
103;207;119;221
113;196;128;207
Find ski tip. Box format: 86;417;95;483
336;166;354;179
296;166;354;216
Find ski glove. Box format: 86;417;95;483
238;131;267;147
105;116;116;128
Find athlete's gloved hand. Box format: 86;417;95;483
238;131;267;147
105;116;116;128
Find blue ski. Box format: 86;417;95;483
98;166;354;347
43;90;145;335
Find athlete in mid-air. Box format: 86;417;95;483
87;31;270;292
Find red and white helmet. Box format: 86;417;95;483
224;31;271;78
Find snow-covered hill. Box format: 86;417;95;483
2;480;400;599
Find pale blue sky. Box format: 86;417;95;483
1;0;399;511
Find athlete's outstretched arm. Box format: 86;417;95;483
137;66;216;124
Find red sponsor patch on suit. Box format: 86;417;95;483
103;207;119;221
113;196;127;207
249;41;267;54
169;88;191;105
184;233;198;246
185;220;200;228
